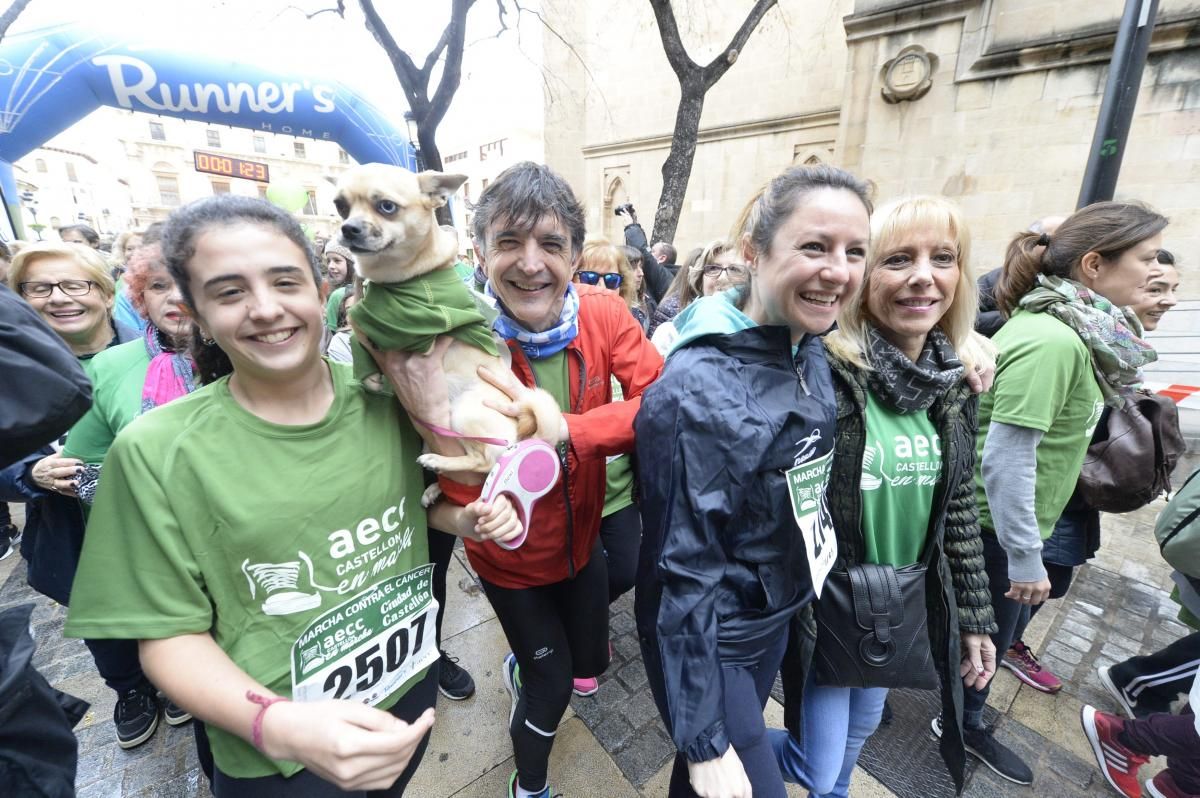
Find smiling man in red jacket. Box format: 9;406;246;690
425;161;662;798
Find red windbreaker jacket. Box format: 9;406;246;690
463;284;663;588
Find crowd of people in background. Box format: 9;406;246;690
1;157;1198;798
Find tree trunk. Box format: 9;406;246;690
652;86;704;245
646;0;777;246
417;126;442;172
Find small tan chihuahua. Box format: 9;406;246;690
335;163;561;476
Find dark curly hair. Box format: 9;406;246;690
161;195;321;383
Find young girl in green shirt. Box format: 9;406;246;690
66;195;521;796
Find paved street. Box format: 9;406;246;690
0;488;1192;797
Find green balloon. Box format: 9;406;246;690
266;182;309;213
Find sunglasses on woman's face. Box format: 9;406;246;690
576;270;623;290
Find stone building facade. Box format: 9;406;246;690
541;0;1200;273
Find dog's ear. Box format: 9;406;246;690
417;172;468;209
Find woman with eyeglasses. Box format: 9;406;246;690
650;240;749;355
0;241;147;750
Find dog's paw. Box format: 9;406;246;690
416;453;447;473
362;373;388;394
420;483;444;508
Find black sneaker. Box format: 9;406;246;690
162;698;192;726
0;524;21;561
115;686;160;749
931;716;1033;785
438;650;475;700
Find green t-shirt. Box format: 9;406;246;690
65;361;435;779
62;339;150;464
325;285;348;330
975;310;1105;538
860;391;940;567
528;350;570;410
603;376;635;516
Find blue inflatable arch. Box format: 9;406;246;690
0;24;416;237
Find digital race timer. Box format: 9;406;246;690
193;151;271;183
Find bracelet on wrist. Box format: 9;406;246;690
246;690;290;752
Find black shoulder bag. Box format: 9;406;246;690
811;540;939;690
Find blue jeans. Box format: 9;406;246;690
770;673;888;798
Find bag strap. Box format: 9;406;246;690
848;564;904;638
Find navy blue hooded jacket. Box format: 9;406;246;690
634;294;837;763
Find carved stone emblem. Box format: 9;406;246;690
881;45;938;104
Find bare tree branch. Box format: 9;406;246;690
428;0;477;125
647;0;778;243
284;2;345;21
421;19;456;77
358;0;428;112
700;0;776;87
647;0;699;81
0;0;34;42
513;0;613;125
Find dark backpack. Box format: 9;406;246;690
1078;392;1185;513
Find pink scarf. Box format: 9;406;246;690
141;324;197;413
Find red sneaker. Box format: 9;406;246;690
1146;769;1200;798
1081;705;1149;798
1001;640;1064;693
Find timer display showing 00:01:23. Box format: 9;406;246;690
193;152;270;183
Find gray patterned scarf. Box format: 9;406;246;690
865;325;965;412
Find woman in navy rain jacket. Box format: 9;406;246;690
635;165;874;798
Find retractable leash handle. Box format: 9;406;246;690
414;417;560;550
480;439;561;550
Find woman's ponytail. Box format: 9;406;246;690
994;232;1047;317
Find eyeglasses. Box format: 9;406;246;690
702;263;748;279
18;279;98;298
576;271;623;290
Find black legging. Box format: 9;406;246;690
480;538;610;793
599;503;641;604
428;528;456;647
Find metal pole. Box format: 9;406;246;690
1077;0;1160;208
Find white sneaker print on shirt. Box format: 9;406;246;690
242;551;328;616
861;440;885;491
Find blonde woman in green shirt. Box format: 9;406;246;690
65;195;522;797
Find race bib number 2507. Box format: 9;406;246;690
290;565;439;705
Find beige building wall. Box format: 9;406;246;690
839;0;1200;271
543;0;1199;276
543;0;854;251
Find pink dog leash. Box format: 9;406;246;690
412;417;560;551
414;416;510;447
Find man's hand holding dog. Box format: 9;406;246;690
477;365;569;445
427;494;524;546
362;334;455;427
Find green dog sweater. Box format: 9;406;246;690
349;268;500;385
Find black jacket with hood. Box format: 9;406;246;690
634;295;837;763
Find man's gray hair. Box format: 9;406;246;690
471;162;586;257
